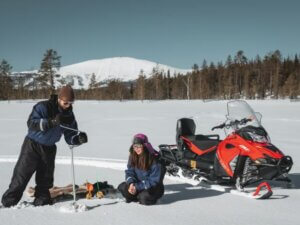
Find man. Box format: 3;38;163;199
1;85;88;207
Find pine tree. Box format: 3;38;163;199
38;49;61;95
217;62;224;99
198;60;208;99
88;73;98;89
234;50;248;97
0;59;13;100
271;50;282;98
88;73;99;99
224;55;234;99
135;70;146;101
151;66;164;100
192;63;199;72
166;70;171;99
283;72;298;99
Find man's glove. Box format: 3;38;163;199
78;132;88;144
49;113;75;128
72;132;88;145
48;114;62;128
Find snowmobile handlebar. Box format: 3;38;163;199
239;118;252;125
212;118;252;131
211;123;226;131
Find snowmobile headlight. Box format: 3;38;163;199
254;158;268;164
247;132;270;144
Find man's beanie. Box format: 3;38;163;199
58;85;75;101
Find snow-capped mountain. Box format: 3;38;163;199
13;57;191;89
57;57;190;89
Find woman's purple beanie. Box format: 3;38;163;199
133;133;158;156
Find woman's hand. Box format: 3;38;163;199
128;183;137;195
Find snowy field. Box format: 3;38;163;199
0;99;299;225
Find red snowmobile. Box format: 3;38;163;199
159;100;293;199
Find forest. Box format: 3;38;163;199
0;50;299;100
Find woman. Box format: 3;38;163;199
118;134;165;205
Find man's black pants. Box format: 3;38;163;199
118;182;164;205
1;137;56;207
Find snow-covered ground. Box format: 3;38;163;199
0;100;299;225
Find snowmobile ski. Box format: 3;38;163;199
165;169;273;200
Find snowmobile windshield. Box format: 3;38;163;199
225;100;262;134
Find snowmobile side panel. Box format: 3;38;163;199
216;140;241;177
181;136;218;156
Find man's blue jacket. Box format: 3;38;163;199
26;95;78;146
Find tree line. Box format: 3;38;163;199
0;49;299;100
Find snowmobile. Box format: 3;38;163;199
159;100;293;198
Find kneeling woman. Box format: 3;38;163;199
118;134;165;205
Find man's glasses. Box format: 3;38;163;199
59;99;74;106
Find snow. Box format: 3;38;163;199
0;99;300;225
58;202;88;213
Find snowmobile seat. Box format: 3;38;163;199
176;118;219;158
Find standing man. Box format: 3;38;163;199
1;85;88;207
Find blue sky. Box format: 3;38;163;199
0;0;299;71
